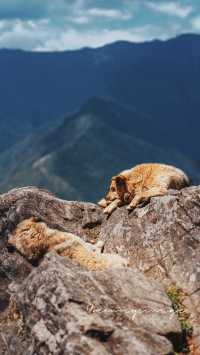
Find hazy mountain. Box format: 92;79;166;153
0;97;197;202
0;33;200;157
1;34;200;200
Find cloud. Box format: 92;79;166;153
0;12;186;52
35;28;150;51
87;8;131;20
147;1;193;18
0;0;90;20
68;16;90;25
191;16;200;31
0;0;50;20
0;0;198;51
0;17;167;51
68;5;133;25
34;25;176;51
0;19;50;50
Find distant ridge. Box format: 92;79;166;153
0;33;200;157
0;97;198;201
0;34;200;199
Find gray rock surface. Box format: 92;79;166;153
1;186;200;353
13;253;180;355
0;186;103;242
0;186;102;320
100;186;200;352
0;187;103;355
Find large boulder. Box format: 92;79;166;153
11;253;181;355
0;187;103;355
1;186;200;353
100;186;200;351
0;187;102;317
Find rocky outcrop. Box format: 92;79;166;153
0;186;103;241
0;187;103;354
0;186;102;313
1;186;200;353
12;253;181;355
100;186;200;352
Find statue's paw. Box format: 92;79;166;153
98;198;108;208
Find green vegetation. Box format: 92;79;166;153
166;286;193;353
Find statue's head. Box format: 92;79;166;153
8;217;48;261
106;175;131;203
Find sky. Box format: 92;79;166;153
0;0;200;51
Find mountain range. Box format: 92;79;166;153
0;34;200;201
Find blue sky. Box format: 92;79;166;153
0;0;200;51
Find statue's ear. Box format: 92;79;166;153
111;176;117;182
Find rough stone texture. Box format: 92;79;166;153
0;187;103;355
1;186;200;353
12;253;180;355
0;247;32;310
0;187;102;315
0;186;103;243
100;186;200;352
0;246;33;355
